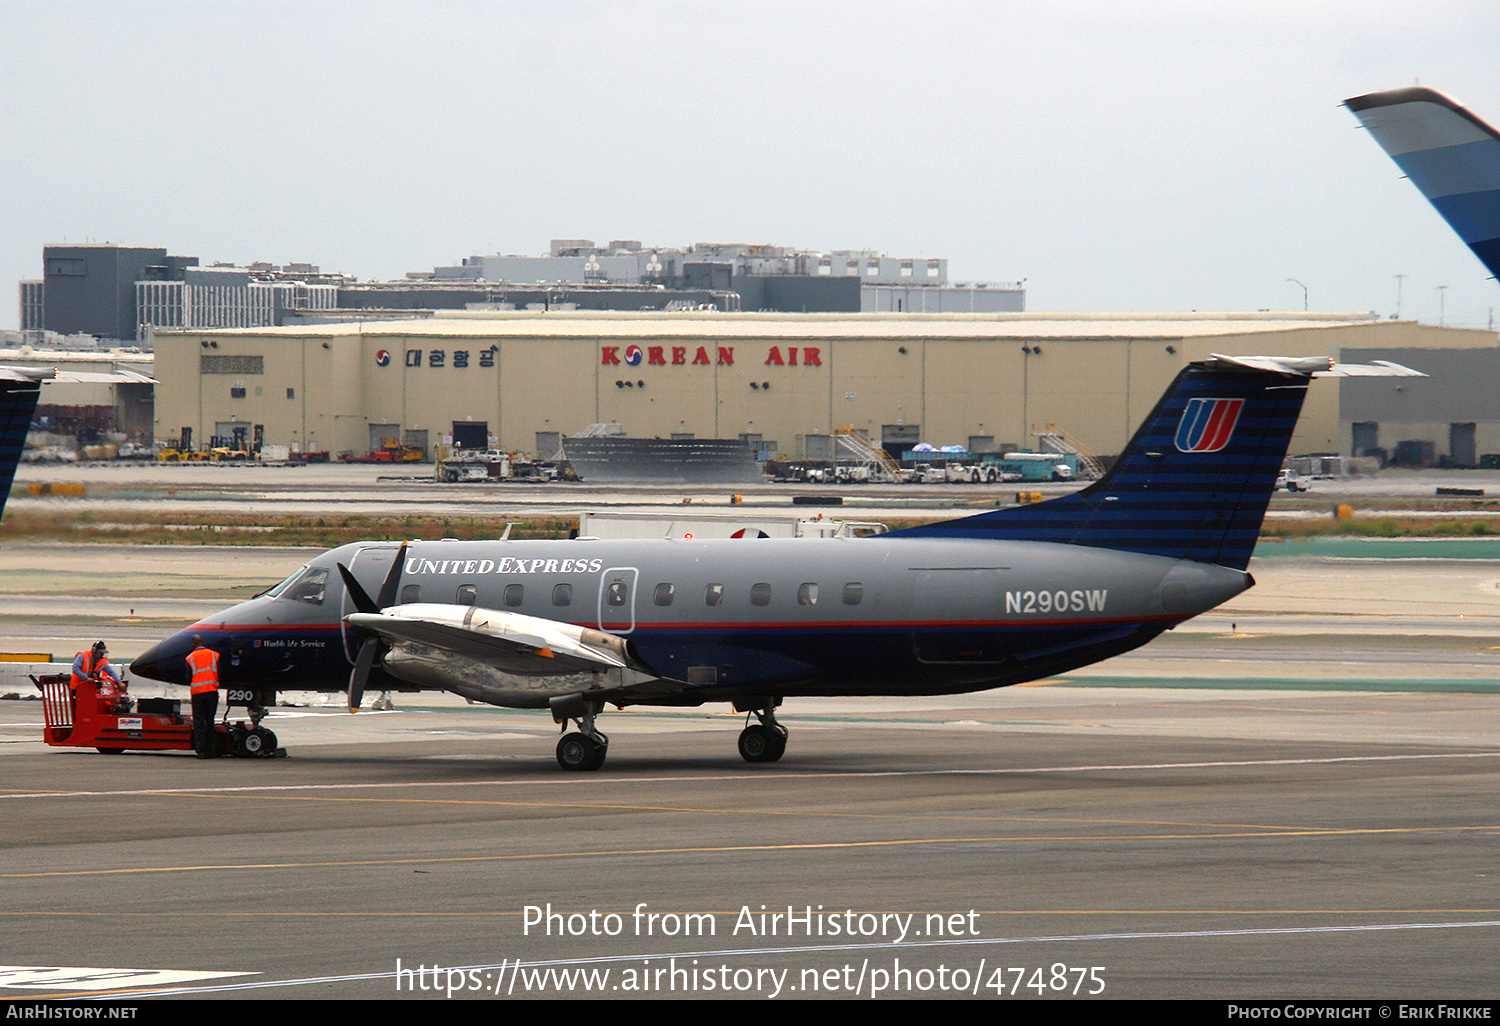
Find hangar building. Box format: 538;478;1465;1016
151;311;1495;462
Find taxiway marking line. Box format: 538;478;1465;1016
24;788;1304;832
3;749;1497;804
4;824;1498;879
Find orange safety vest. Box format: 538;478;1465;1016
186;647;220;695
71;651;108;688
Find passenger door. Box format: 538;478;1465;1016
597;567;638;635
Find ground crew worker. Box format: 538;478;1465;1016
72;641;129;713
71;641;121;690
186;635;220;758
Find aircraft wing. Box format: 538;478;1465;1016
346;603;633;676
345;602;701;708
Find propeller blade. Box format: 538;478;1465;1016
349;637;377;712
376;542;408;609
337;563;379;614
342;544;407;712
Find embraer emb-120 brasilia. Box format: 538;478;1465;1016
131;355;1419;770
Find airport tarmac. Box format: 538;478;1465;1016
1;469;1497;1001
1;685;1497;1001
0;545;1496;1000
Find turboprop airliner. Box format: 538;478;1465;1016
131;354;1419;770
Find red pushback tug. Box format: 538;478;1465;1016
32;673;280;757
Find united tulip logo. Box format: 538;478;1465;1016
1175;398;1243;453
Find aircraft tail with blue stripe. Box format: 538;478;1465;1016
1345;86;1500;281
885;355;1421;571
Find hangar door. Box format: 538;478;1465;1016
368;423;400;454
452;421;488;450
1451;423;1476;467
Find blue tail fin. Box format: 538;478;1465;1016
884;356;1320;570
0;372;44;520
1346;87;1500;281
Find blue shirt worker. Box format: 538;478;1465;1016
71;641;121;689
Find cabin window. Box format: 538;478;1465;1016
455;584;477;604
401;584;421;603
842;582;864;605
552;583;573;606
705;583;724;607
653;583;675;606
606;581;628;606
751;583;772;606
798;583;819;606
283;567;327;605
504;583;523;607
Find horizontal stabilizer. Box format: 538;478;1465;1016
1312;359;1426;377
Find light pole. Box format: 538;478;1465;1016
1286;278;1308;311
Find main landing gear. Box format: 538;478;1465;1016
549;694;789;770
554;697;609;771
736;699;787;763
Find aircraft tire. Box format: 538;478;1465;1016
246;727;277;757
557;732;606;771
738;725;787;763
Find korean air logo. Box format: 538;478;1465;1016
375;349;392;367
1175;397;1244;453
623;345;644;366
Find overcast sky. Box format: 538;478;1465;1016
3;1;1499;330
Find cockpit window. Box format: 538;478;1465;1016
261;566;307;599
282;567;329;606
